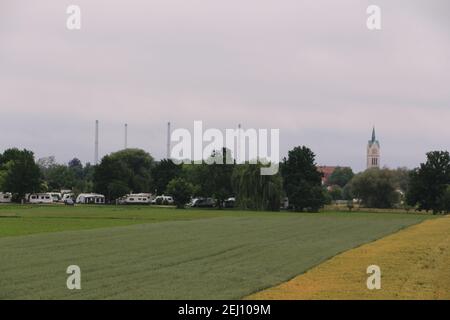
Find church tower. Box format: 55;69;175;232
367;127;380;169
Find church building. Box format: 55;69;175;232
367;127;380;169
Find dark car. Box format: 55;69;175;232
191;197;216;208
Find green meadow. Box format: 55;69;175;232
0;205;431;299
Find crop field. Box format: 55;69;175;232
247;216;450;300
0;205;433;299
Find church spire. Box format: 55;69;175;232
371;126;376;142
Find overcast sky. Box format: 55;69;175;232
0;0;449;172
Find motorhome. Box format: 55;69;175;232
49;192;62;202
122;193;153;205
28;193;54;204
152;195;174;205
0;192;12;203
76;193;105;204
62;193;75;202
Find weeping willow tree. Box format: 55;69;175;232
232;163;282;211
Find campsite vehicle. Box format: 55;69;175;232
122;193;153;205
28;193;54;204
62;193;75;203
223;197;236;208
190;197;216;208
49;192;62;202
0;192;12;203
151;195;174;205
76;193;105;204
64;198;75;206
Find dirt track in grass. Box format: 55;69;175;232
247;216;450;300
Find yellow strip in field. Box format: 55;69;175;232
246;216;450;300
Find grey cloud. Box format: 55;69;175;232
0;0;449;171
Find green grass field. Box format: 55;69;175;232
0;204;432;299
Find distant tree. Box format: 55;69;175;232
323;188;333;205
107;180;131;201
203;148;235;208
0;148;41;201
166;177;194;209
152;159;182;195
328;185;343;201
38;156;77;191
44;165;75;190
232;163;282;211
391;167;411;193
68;158;84;180
93;149;154;201
406;151;450;214
181;163;210;197
327;167;354;187
342;183;354;201
442;186;450;214
281;146;325;212
349;168;399;208
37;156;57;170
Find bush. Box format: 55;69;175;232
166;178;194;209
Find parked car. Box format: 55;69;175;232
190;197;216;208
223;197;236;208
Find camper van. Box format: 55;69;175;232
0;192;12;203
49;192;62;202
62;193;75;202
151;195;174;205
76;193;105;204
28;193;54;204
121;193;153;205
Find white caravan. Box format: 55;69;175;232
152;195;174;205
76;193;105;204
28;193;54;204
0;192;12;203
123;193;153;205
62;193;75;202
49;192;62;202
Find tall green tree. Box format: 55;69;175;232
0;148;41;201
232;162;282;211
281;146;325;212
327;167;354;187
203;148;235;208
93;149;154;201
166;177;194;209
349;168;399;208
406;151;450;214
152;159;182;194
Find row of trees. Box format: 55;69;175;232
1;147;449;214
93;147;325;211
323;151;450;214
0;146;327;211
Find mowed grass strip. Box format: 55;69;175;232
0;212;428;300
247;216;450;300
0;205;228;238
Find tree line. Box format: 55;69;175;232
1;147;449;214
